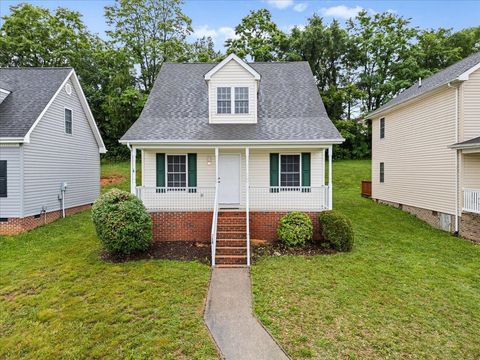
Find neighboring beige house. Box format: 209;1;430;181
120;54;344;266
368;52;480;242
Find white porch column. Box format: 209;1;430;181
215;147;219;186
130;146;137;195
245;147;250;267
328;145;333;210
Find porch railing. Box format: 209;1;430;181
249;186;330;211
464;188;480;214
136;186;215;211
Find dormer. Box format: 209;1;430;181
205;53;260;124
0;88;10;105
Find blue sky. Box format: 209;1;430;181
1;0;479;51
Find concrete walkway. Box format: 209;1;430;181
204;268;290;360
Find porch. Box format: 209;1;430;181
128;145;334;267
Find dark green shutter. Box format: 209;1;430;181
301;153;311;187
0;161;6;197
156;153;165;188
188;153;197;190
270;153;279;192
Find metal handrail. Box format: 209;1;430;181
246;147;250;267
211;182;219;267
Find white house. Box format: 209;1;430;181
120;54;344;266
368;52;480;242
0;68;106;234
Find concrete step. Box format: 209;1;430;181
216;246;247;256
215;264;248;268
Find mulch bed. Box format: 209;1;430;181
102;241;211;264
252;242;334;262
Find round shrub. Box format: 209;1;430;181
318;210;354;252
277;212;313;247
92;189;152;255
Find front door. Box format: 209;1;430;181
218;154;241;206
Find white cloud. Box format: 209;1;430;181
265;0;294;9
293;2;308;12
319;5;363;19
191;25;238;50
218;27;238;41
192;25;218;39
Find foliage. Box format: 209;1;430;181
91;189;152;255
333;119;371;160
317;210;354;251
105;0;193;92
252;160;480;358
277;212;313;247
183;36;222;62
225;9;289;61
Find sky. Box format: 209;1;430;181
1;0;479;51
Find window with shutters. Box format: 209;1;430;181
0;160;6;197
280;154;300;187
167;155;187;188
65;108;72;134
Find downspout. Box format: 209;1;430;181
448;82;460;235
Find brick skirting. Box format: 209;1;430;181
150;211;322;242
0;204;92;235
460;212;480;243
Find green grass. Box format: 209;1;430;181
0;162;217;359
100;160;135;193
251;160;480;359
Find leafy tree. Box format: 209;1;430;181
333;119;371;160
183;36;222;62
105;0;193;92
225;9;288;61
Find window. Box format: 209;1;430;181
380;117;385;139
217;87;231;114
65;108;72;134
0;160;6;197
167;155;187;188
380;162;385;183
235;87;249;114
280;154;300;187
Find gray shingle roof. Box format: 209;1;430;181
370;51;480;117
450;135;480;149
121;62;342;142
0;68;72;138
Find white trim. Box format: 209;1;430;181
448;142;480;150
64;107;73;135
457;62;480;81
204;53;261;81
119;139;345;146
23;70;106;153
218;153;241;205
0;88;11;95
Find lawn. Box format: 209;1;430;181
0;161;217;359
251;160;480;359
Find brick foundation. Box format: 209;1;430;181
0;204;92;235
460;212;480;243
150;211;322;242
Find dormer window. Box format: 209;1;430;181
217;87;231;114
235;87;249;114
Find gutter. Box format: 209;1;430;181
447;82;460;235
118;139;345;146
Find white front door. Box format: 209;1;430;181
218;154;241;205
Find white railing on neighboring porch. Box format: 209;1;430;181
249;186;329;211
136;187;215;211
464;188;480;214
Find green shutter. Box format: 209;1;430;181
188;153;197;189
0;161;6;197
156;153;165;188
270;153;279;192
301;153;311;187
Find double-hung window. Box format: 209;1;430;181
65;108;72;134
380;162;385;183
167;155;187;189
234;87;249;113
380;117;385;139
217;87;231;114
280;154;300;187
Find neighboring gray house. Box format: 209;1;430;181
0;68;106;234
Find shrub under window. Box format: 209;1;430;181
277;212;313;247
318;210;354;252
92;189;152;255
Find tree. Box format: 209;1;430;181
347;11;418;113
183;36;221;62
105;0;192;92
225;9;288;61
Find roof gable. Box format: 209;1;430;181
204;54;261;81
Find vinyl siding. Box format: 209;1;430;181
462;68;480;141
463;153;480;190
0;145;22;217
208;60;257;124
142;148;325;209
372;86;457;215
22;77;100;216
